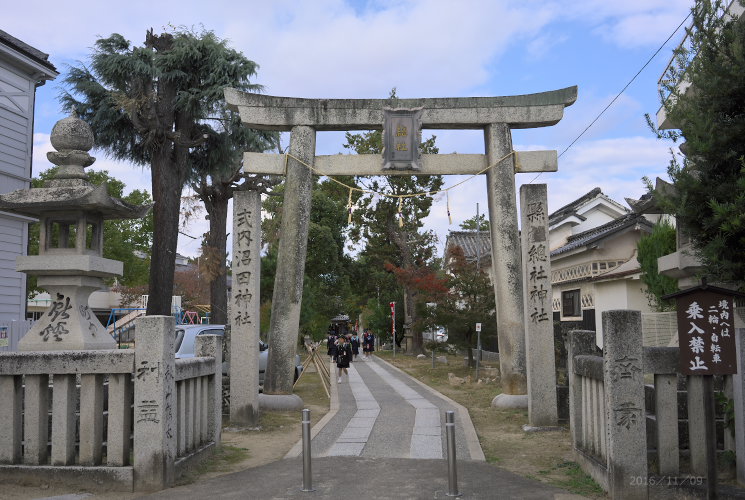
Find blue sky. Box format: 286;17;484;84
5;0;692;257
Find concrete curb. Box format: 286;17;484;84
284;359;339;458
371;355;486;462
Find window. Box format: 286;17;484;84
562;289;581;318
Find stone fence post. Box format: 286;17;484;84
196;334;223;445
134;316;176;492
733;307;745;486
602;310;647;500
566;330;597;447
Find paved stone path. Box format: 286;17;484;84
286;355;480;462
139;355;582;499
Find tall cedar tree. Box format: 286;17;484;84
61;29;262;314
652;0;745;286
189;108;278;325
343;126;443;354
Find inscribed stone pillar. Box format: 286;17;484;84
485;122;527;399
230;189;261;426
265;125;315;395
520;184;558;427
133;316;176;491
602;310;647;500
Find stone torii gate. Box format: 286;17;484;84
225;87;577;407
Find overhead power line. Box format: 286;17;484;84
528;10;692;185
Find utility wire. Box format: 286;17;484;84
528;10;692;185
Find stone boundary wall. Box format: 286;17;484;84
569;309;745;498
0;316;222;493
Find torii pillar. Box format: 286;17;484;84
225;87;577;402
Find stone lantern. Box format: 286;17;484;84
0;113;150;351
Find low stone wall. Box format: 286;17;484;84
0;316;222;493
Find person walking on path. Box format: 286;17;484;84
336;335;352;382
327;327;338;361
350;332;360;360
362;330;375;359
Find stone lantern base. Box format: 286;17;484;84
19;276;115;351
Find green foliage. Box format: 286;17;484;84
432;246;496;351
261;179;353;339
715;391;735;436
637;220;679;311
459;214;489;231
27;168;153;298
652;0;745;286
61;29;261;166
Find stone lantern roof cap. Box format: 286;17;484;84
0;183;151;219
0;112;151;219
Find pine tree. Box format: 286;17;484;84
651;0;745;286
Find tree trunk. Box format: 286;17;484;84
146;147;180;316
205;191;229;325
405;286;424;355
466;346;475;368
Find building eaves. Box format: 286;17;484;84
444;231;491;263
550;213;653;257
548;187;601;226
592;250;642;282
0;29;57;75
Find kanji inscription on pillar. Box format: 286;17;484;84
229;190;262;425
520;183;557;426
675;289;737;375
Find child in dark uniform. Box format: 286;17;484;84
336;335;353;383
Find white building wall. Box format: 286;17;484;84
0;61;35;324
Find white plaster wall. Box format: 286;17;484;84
573;210;616;235
549;224;573;250
594;277;652;348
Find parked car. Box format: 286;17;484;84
174;324;303;384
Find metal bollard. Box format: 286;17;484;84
445;410;461;497
301;408;315;492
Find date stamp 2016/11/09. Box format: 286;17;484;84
630;476;704;487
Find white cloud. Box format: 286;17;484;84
224;0;557;98
566;0;692;48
